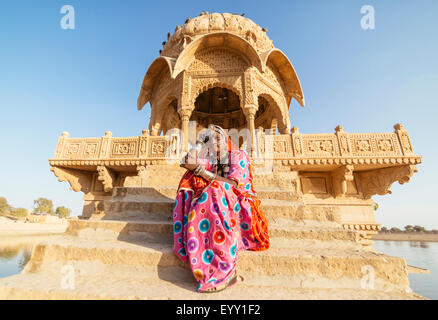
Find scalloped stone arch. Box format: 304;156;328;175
257;92;290;134
261;48;305;107
138;56;175;110
172;32;263;79
190;79;243;108
150;95;179;135
156;95;179;121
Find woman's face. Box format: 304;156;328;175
212;131;228;161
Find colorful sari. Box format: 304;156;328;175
172;129;270;292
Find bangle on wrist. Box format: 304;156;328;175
192;164;216;182
193;164;202;175
193;164;199;173
202;171;216;181
201;168;216;181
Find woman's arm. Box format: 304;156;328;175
180;148;237;186
180;149;198;171
181;155;236;186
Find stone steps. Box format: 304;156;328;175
112;186;299;202
0;272;422;300
0;182;416;299
66;218;358;242
20;234;410;293
101;198;339;222
19;260;412;293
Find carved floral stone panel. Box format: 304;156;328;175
349;133;402;157
148;137;169;158
302;135;339;157
110;139;138;158
62;139;102;159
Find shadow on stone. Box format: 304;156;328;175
112;187;198;292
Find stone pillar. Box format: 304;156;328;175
394;123;414;156
179;107;193;152
150;123;161;136
335;125;352;157
54;131;69;159
243;104;258;157
100;131;112;159
256;126;265;157
139;129;149;158
270;118;278;135
291;126;303;157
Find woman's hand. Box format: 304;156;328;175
182;162;198;171
180;149;198;171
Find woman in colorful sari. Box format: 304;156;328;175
173;125;270;293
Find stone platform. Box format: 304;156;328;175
0;186;425;300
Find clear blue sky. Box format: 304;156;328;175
0;0;437;228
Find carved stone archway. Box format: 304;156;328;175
160;98;180;136
190;86;246;135
151;96;180;136
255;93;290;134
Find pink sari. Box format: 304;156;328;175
173;132;269;292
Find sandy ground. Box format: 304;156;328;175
372;232;438;242
0;217;68;247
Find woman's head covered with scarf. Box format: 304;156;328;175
198;125;239;170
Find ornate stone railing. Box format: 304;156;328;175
49;124;421;167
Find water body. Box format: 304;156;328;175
0;245;32;278
373;240;438;300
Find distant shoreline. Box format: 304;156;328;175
0;216;68;236
372;232;438;242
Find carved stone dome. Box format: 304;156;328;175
161;12;274;59
138;12;306;138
